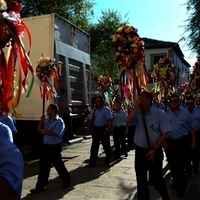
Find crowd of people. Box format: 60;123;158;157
87;93;200;200
1;92;200;200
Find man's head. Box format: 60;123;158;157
139;91;153;108
46;103;59;117
95;96;104;108
169;94;180;110
114;101;122;112
186;96;195;111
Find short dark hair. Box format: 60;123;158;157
140;91;153;102
186;96;195;102
49;103;59;114
96;96;104;102
169;94;179;100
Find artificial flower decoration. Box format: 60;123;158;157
0;0;33;114
112;26;145;70
36;57;59;100
97;75;112;91
176;82;191;104
112;25;149;103
151;57;177;85
151;57;177;99
189;61;200;103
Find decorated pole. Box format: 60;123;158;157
35;57;59;116
112;26;150;148
151;57;178;111
42;85;46;116
189;61;200;106
0;0;34;116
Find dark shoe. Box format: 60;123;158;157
170;183;176;190
105;161;110;166
193;170;198;174
186;173;192;180
62;182;71;188
115;155;121;160
178;192;185;198
86;163;96;168
148;181;153;186
162;196;169;200
124;152;128;157
30;188;45;194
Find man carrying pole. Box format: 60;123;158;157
126;91;171;200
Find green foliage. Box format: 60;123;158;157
184;0;200;58
88;10;129;79
20;1;130;79
20;0;95;31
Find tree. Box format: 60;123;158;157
184;0;200;59
20;0;95;31
88;10;129;79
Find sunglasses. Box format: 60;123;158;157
170;100;179;103
186;102;194;105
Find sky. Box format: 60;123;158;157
92;0;196;66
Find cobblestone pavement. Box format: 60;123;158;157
21;136;200;200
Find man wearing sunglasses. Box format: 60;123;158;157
166;94;195;198
186;96;200;174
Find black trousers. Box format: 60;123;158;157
36;144;71;189
89;126;111;165
113;126;127;156
127;125;136;148
191;131;200;173
135;146;168;200
167;135;190;194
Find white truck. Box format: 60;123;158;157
14;13;91;159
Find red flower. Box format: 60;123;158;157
163;57;172;65
6;1;22;13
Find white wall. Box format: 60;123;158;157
173;53;190;87
144;47;189;88
144;48;169;71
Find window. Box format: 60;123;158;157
150;53;167;67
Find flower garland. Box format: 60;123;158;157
36;57;59;100
0;0;33;114
188;61;200;103
112;26;145;70
151;57;177;100
97;75;112;91
176;82;191;104
112;25;149;103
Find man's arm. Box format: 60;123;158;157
40;119;64;136
0;176;19;200
126;105;139;124
190;128;196;149
37;115;45;132
40;129;58;136
154;132;169;150
147;132;169;162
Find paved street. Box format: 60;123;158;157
21;135;200;200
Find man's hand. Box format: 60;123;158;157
40;115;45;121
104;128;109;135
146;149;156;161
191;141;196;150
162;142;168;150
40;129;47;135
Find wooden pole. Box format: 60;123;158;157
140;104;151;149
135;62;151;149
42;84;45;116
